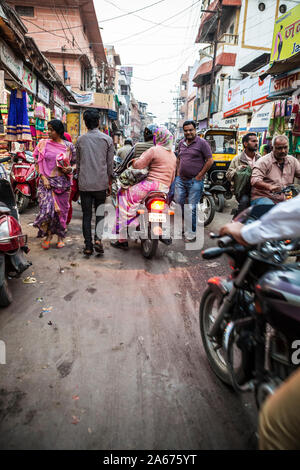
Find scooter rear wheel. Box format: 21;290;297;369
141;238;158;259
0;278;13;307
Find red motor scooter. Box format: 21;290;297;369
10;151;38;213
0;178;31;306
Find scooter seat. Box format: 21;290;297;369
143;191;167;203
0;203;11;214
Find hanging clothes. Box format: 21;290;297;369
6;89;32;141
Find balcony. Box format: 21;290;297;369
195;0;241;43
219;33;238;45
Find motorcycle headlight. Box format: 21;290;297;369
217;172;224;180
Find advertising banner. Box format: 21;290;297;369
223;66;271;118
270;4;300;63
72;91;94;106
249;102;273;132
213;113;248;130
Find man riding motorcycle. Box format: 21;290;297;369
220;195;300;450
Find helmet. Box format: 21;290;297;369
144;124;157;142
124;138;133;145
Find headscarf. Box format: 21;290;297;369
154;126;173;151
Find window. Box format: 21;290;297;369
15;6;34;17
121;85;129;95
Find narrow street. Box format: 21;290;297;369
0;201;256;450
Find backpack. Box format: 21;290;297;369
233;166;252;201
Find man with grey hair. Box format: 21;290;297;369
250;134;300;206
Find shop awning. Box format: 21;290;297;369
193;53;236;83
239;53;270;73
260;51;300;79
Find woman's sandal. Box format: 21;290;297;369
57;241;65;248
42;240;50;250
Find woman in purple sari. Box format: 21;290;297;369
33;119;76;249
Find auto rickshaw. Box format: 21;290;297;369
201;127;238;212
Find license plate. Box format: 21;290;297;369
149;213;166;223
215;163;226;166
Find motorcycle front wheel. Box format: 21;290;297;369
199;286;251;386
214;193;225;213
198;195;215;227
16;193;30;213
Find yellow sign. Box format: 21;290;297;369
67;113;79;143
270;4;300;63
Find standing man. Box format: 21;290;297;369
226;133;261;214
76;109;114;255
174;120;213;241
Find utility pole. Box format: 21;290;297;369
207;0;223;123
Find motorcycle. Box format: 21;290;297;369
0;179;31;306
10;151;38;213
111;178;172;259
199;204;300;409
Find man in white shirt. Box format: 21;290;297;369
220;195;300;450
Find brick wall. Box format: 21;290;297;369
9;3;97;91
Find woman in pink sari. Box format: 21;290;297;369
33;119;75;249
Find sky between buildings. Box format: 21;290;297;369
95;0;202;125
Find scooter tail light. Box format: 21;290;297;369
0;215;22;251
150;200;165;211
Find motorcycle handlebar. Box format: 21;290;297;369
0;156;11;163
209;232;234;248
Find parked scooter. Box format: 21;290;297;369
10;151;38;213
199;204;300;411
0;178;31;306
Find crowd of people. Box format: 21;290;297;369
10;110;300;450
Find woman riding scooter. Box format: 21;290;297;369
111;127;176;249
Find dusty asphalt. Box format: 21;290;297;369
0;200;257;450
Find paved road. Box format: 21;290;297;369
0;200;257;450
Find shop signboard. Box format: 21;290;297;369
270;3;300;64
54;105;63;120
212;112;248;130
223;66;271;118
38;80;50;104
53;89;65;107
249;102;273;132
0;40;23;80
269;68;300;98
22;67;37;94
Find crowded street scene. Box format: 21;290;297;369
0;0;300;456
